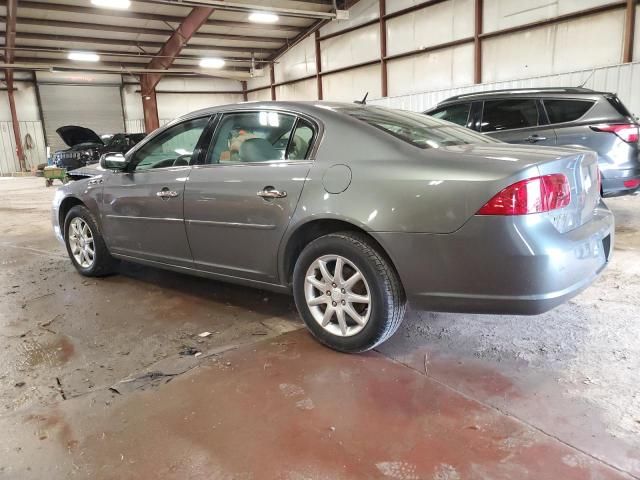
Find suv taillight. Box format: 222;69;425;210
477;174;571;215
590;123;639;143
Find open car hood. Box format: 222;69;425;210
56;125;104;147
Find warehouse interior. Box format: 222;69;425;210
1;0;640;478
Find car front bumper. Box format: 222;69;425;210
373;202;614;315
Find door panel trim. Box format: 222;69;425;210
186;219;276;230
105;214;183;223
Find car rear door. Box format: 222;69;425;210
480;98;557;146
183;110;317;284
101;115;211;267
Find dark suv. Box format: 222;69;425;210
425;88;640;196
53;126;145;170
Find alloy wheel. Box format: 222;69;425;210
68;217;95;269
304;254;371;337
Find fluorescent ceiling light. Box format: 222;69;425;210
91;0;131;9
199;57;225;69
68;51;100;62
248;12;279;23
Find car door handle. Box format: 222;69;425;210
156;190;179;199
257;187;287;199
525;135;547;143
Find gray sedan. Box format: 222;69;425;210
52;102;613;353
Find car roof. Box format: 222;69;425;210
176;101;376;123
436;87;612;106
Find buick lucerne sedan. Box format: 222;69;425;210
52;102;614;353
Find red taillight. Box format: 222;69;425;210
477;174;571;215
624;179;640;189
590;123;639;143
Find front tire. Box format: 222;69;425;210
64;205;116;277
293;232;406;353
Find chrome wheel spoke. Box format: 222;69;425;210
344;303;366;326
318;260;333;283
346;293;370;304
306;276;325;292
334;257;344;283
321;307;334;326
308;295;327;306
344;271;362;290
68;217;95;269
336;309;347;336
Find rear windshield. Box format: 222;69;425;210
605;94;634;119
340;106;496;149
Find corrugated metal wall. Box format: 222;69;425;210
0;121;47;175
369;60;640;117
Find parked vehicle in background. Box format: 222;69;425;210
53;126;145;170
52;102;613;353
425;88;640;197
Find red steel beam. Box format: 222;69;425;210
623;0;636;62
141;6;214;133
4;0;26;171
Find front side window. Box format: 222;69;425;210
206;111;310;164
544;99;595;124
429;103;472;127
341;106;496;149
132;117;209;171
481;99;539;132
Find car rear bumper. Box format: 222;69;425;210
601;167;640;196
373;202;614;315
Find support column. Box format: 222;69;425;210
623;0;636;63
474;0;483;84
241;81;248;101
379;0;388;98
140;74;160;133
6;72;26;171
269;64;276;100
315;30;323;100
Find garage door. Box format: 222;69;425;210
39;84;125;152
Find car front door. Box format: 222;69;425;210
101;116;211;267
481;98;557;146
183;110;317;284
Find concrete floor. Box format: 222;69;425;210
0;176;638;479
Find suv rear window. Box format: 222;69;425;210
605;94;634;118
429;103;471;127
341;106;496;149
481;99;539;132
544;99;594;124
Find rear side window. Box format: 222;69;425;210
429;103;471;127
481;99;539;132
544;99;594;124
341;106;497;149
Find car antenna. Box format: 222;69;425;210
577;69;595;88
354;92;369;105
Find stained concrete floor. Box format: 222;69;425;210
0;176;638;479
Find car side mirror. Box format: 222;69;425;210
100;153;128;171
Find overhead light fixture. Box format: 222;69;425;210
68;51;100;62
91;0;131;9
248;12;279;24
199;57;225;69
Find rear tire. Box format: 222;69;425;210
64;205;116;277
293;232;406;353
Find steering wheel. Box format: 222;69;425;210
172;154;192;167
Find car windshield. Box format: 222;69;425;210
341;106;497;149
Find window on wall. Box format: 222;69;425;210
481;99;539;132
543;99;595;124
429;103;472;127
206;111;312;164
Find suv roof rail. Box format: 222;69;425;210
440;87;599;104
